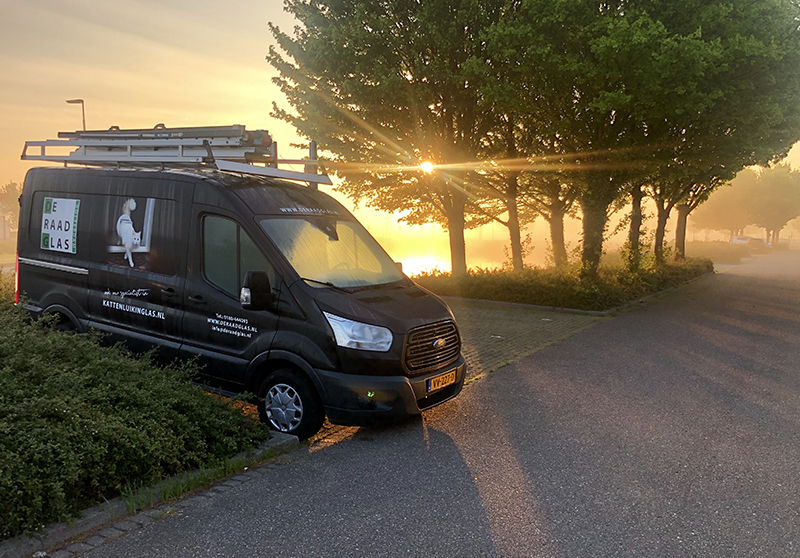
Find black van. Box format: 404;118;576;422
16;161;466;439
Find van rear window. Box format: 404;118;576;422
92;195;179;275
29;191;180;275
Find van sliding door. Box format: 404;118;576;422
85;177;192;360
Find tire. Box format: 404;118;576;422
257;369;324;440
53;316;77;332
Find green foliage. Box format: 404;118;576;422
269;0;800;278
0;271;270;539
0;270;13;302
414;258;713;312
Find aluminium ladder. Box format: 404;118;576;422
21;123;332;187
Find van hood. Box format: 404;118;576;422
307;282;454;333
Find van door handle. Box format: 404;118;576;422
188;294;206;305
161;288;176;299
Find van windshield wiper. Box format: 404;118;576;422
300;277;351;293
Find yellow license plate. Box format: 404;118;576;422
427;370;456;393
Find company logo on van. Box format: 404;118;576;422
433;338;447;350
41;197;80;254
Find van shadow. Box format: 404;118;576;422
270;416;503;558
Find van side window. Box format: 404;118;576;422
203;215;274;297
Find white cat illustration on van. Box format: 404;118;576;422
116;198;141;267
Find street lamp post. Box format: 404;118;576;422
65;99;86;131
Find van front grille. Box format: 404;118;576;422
403;320;460;374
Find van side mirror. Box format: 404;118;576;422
394;261;403;274
240;271;275;311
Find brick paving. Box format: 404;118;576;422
444;297;605;381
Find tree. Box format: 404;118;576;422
690;176;752;238
484;0;800;276
0;181;21;238
673;176;727;260
749;164;800;244
623;181;648;271
519;173;580;268
482;0;742;277
267;0;503;276
646;0;800;262
473;114;538;271
691;164;800;243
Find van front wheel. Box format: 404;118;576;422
257;370;324;440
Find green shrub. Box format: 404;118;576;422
414;258;713;312
0;271;269;539
0;269;12;303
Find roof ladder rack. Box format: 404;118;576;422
21;123;332;187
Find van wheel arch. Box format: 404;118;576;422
254;363;325;440
247;351;327;397
42;305;81;332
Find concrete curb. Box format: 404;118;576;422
0;432;299;558
442;270;715;318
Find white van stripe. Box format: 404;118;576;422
18;257;89;275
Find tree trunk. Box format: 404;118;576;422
505;174;524;271
626;184;644;272
549;205;568;267
653;203;670;266
579;181;613;280
674;204;690;261
446;189;468;277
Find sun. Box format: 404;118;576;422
420;161;434;174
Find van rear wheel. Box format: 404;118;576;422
257;370;324;440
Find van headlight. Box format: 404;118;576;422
323;312;393;352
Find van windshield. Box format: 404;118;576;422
260;217;404;289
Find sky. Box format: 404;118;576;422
0;0;511;273
2;0;798;271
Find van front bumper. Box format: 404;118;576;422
319;356;466;427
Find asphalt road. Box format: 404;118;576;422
85;251;800;558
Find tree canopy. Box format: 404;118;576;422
268;0;800;276
481;0;800;274
268;0;505;275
